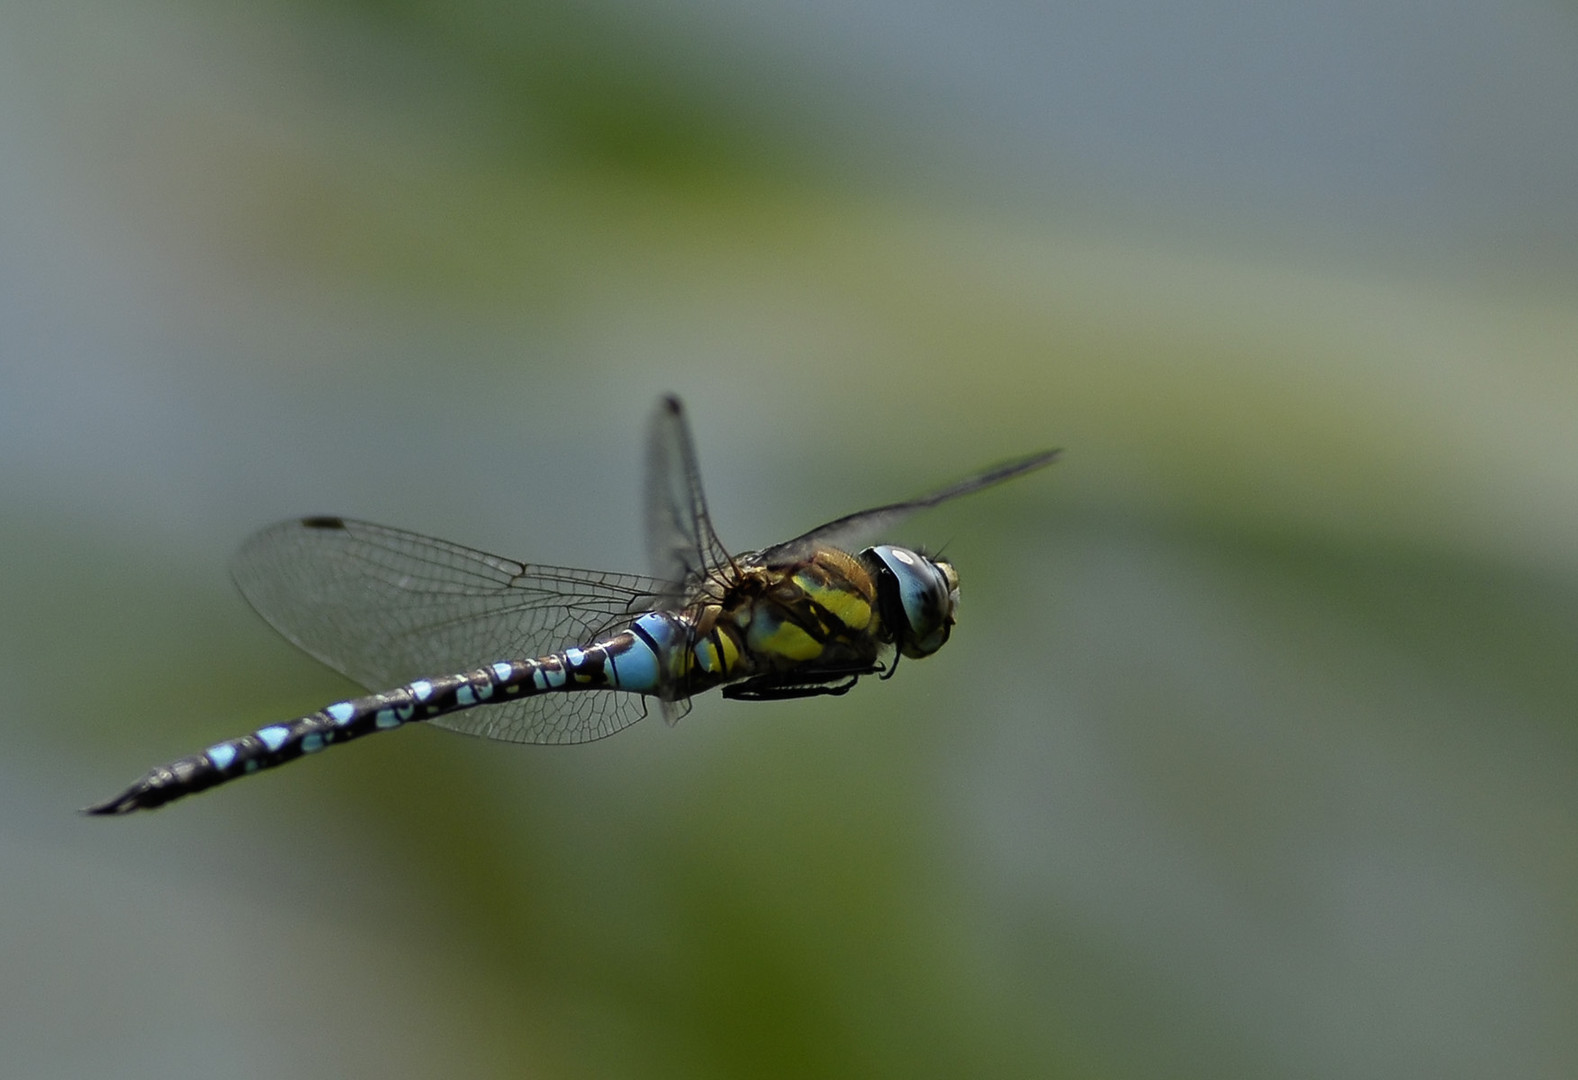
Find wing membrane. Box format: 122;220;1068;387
644;394;736;605
232;517;666;693
430;684;661;745
757;448;1061;563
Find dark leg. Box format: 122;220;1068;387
723;664;879;701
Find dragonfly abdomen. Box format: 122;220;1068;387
84;622;689;815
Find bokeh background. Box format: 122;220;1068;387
5;1;1578;1077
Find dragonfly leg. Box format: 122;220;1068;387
722;665;880;701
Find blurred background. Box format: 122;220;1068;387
4;0;1578;1077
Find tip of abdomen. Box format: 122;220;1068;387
81;787;147;815
82;768;184;816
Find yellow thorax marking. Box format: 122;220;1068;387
748;616;824;662
714;627;740;671
694;629;743;675
793;571;872;632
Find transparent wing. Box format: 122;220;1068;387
757;448;1062;564
232;516;670;744
435;684;682;746
644;394;737;607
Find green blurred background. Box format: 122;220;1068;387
5;1;1578;1077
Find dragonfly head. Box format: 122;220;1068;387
862;545;960;658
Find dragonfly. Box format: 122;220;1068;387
88;396;1058;814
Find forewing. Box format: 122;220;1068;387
644;395;736;606
757;448;1061;563
232;517;667;691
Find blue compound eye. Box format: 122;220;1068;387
863;545;959;658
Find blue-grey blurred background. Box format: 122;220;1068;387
5;1;1578;1077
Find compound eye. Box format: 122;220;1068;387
864;545;958;658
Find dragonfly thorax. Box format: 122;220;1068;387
861;545;959;659
712;547;880;674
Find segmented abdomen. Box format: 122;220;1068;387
85;614;691;815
